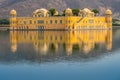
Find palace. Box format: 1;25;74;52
10;8;112;30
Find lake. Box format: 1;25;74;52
0;29;120;80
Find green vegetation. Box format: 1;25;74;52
72;8;80;16
0;19;9;25
62;10;65;16
62;9;80;16
94;43;99;50
92;9;99;16
49;8;56;16
112;19;120;26
73;44;79;50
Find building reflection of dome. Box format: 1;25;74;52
34;43;48;55
106;42;112;51
66;44;73;55
11;43;17;53
54;43;58;52
83;44;92;54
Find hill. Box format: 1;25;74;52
0;0;120;18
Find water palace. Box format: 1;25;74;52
10;8;112;30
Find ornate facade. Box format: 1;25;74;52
10;8;112;30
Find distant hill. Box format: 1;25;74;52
0;0;120;18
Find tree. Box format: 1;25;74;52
62;10;65;16
49;8;56;16
92;9;99;16
0;19;9;25
72;8;80;16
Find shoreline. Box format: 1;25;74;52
0;26;120;31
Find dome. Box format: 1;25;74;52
33;8;49;17
34;8;48;14
66;8;72;11
65;8;72;13
10;9;17;16
91;12;95;16
54;11;59;16
65;8;73;16
83;8;91;13
106;9;112;15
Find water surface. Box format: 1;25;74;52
0;29;120;80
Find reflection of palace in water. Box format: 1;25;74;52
10;30;112;55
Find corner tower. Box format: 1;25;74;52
65;8;73;16
105;9;112;29
10;9;17;30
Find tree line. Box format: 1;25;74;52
0;19;9;25
49;8;99;16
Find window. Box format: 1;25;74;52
60;20;62;24
23;21;26;24
60;36;62;40
98;21;100;23
69;20;70;23
38;15;41;17
55;20;57;24
34;21;36;24
50;20;52;24
83;21;84;23
55;36;57;40
89;19;94;23
46;21;48;24
38;20;44;24
30;20;32;24
50;36;53;40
